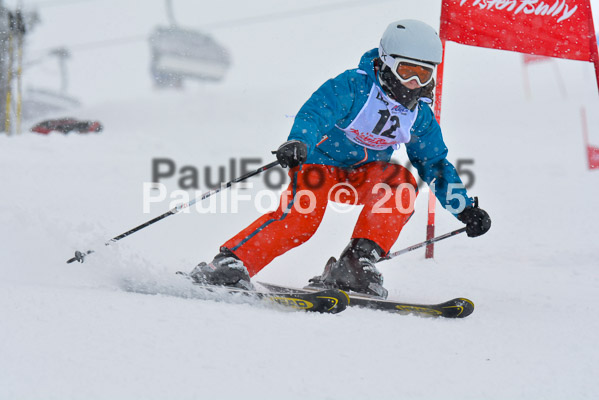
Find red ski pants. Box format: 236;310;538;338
222;162;418;276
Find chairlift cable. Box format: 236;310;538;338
28;0;394;56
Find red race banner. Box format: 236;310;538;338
440;0;597;62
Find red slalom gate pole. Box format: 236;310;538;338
426;36;447;259
425;189;436;259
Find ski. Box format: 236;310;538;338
257;282;474;318
177;273;349;314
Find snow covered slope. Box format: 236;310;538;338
1;1;599;399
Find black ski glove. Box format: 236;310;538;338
276;140;308;168
457;201;491;238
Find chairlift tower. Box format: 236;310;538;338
49;47;71;95
0;4;12;132
0;2;36;134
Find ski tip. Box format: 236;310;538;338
441;297;475;318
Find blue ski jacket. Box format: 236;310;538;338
288;48;473;215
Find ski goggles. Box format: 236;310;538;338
380;49;436;86
392;58;435;86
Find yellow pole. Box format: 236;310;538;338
4;12;14;134
15;11;24;135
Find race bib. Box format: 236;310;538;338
338;84;417;150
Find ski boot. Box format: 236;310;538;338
308;238;388;299
189;247;254;291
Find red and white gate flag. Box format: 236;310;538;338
440;0;597;62
588;145;599;169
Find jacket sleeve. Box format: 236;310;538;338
406;104;474;216
288;70;357;154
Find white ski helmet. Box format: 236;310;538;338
378;20;443;66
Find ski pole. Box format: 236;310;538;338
379;227;467;262
67;159;281;263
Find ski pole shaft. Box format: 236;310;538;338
107;159;279;243
380;227;467;262
66;159;280;263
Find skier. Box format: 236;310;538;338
189;20;491;298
